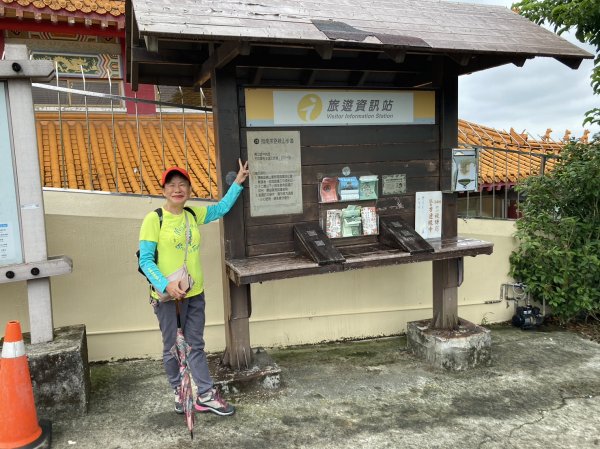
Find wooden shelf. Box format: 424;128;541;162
226;237;493;286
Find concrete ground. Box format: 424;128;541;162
47;325;600;449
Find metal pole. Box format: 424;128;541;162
465;122;485;218
134;91;144;194
80;66;93;190
158;85;165;170
108;74;118;192
179;86;188;173
540;155;546;176
504;146;508;219
200;87;212;198
56;62;66;189
528;132;534;178
516;142;522;213
494;129;511;220
492;149;496;218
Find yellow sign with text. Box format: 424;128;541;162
245;88;435;127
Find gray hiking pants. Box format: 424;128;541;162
153;292;213;395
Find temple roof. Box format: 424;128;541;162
35;111;581;196
0;0;124;27
457;119;571;188
1;0;123;16
35;111;217;197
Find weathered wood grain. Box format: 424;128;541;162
131;0;591;61
226;237;493;285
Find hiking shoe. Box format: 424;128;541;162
194;388;235;416
174;387;184;414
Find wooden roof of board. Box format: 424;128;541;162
128;0;591;61
125;0;592;89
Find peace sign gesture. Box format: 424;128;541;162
234;158;249;185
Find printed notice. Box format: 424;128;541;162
0;82;24;267
415;191;442;239
382;174;407;195
0;223;18;263
247;130;303;217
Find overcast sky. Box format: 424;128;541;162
453;0;599;141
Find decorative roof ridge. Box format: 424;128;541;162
458;118;580;151
0;0;124;21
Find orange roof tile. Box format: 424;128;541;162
36;112;581;196
457;119;569;187
0;0;124;16
36;112;218;198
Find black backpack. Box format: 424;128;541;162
136;207;196;283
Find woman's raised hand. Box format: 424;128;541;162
235;158;249;185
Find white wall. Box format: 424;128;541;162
0;190;518;361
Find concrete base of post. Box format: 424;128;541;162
407;318;491;371
25;325;90;416
210;347;281;394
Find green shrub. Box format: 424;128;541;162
509;140;600;323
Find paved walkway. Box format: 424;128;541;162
50;326;600;449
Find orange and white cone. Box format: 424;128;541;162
0;321;51;449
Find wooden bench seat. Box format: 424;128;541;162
226;237;493;286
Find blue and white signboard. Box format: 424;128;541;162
0;82;23;267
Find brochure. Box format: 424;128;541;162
338;176;360;201
342;205;362;237
359;175;378;200
320;177;339;203
361;206;378;235
325;209;342;238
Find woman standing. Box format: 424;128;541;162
138;159;249;416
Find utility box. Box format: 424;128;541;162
452;148;478;193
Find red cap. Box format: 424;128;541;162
161;167;191;187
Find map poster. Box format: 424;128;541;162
247;130;303;217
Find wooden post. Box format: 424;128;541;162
210;63;253;370
432;259;459;329
432;57;460;330
438;57;458;193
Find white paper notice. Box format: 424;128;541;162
247;130;303;217
415;191;442;239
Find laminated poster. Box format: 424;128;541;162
247;130;303;217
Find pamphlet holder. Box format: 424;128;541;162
293;223;346;265
378;216;434;255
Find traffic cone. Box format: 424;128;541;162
0;321;51;449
